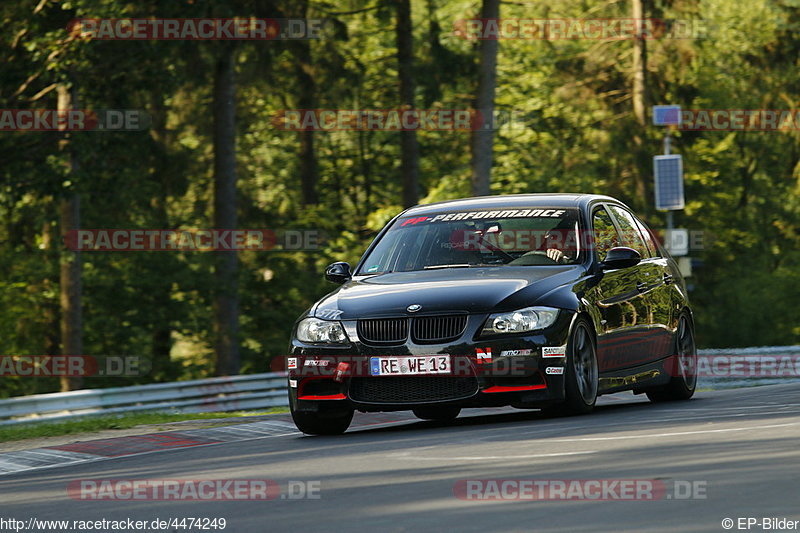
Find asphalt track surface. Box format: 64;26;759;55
3;383;800;533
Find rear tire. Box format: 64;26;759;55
291;405;353;435
646;314;697;402
412;406;461;421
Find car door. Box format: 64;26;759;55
631;212;677;360
605;205;665;367
591;205;651;372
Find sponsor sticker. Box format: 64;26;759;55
546;366;564;375
397;209;570;228
476;348;493;364
289;379;297;388
542;346;567;358
287;358;298;369
304;359;330;367
499;349;533;357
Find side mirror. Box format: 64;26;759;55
325;262;352;284
600;247;641;270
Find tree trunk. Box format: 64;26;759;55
470;0;499;197
294;0;319;206
42;221;61;379
396;0;420;208
148;93;175;381
212;44;240;376
57;82;83;392
632;0;647;127
631;0;648;207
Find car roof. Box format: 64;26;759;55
402;193;625;216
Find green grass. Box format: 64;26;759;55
0;408;289;444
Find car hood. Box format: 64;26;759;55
313;266;584;319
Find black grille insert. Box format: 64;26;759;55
411;315;468;344
349;376;479;404
357;315;468;345
357;318;409;344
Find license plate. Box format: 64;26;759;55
369;356;451;376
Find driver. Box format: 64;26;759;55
546;247;567;263
522;214;578;264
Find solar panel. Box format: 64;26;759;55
654;155;684;210
652;105;681;126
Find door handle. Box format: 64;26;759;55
636;282;647;292
663;273;674;285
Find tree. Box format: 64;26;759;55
57;78;83;392
470;0;499;197
212;43;241;376
293;0;320;206
630;0;649;208
396;0;420;207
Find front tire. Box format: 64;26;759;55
547;317;598;416
291;405;354;435
646;314;697;402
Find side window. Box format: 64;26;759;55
608;205;650;258
632;215;660;258
591;207;620;261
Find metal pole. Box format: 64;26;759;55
664;131;673;232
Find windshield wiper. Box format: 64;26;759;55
423;264;473;270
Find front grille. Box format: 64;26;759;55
412;315;468;344
357;315;468;345
349;376;479;404
357;318;409;345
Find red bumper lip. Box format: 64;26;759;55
298;393;347;400
295;378;550;402
482;384;547;393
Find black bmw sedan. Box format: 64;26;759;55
287;194;697;434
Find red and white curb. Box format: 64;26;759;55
0;418;301;476
0;409;504;477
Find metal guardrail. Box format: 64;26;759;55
2;346;800;426
697;345;800;390
0;372;288;426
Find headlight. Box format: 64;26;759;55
481;306;560;336
296;317;349;344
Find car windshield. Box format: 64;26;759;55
358;208;581;274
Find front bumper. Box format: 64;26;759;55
287;311;574;412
